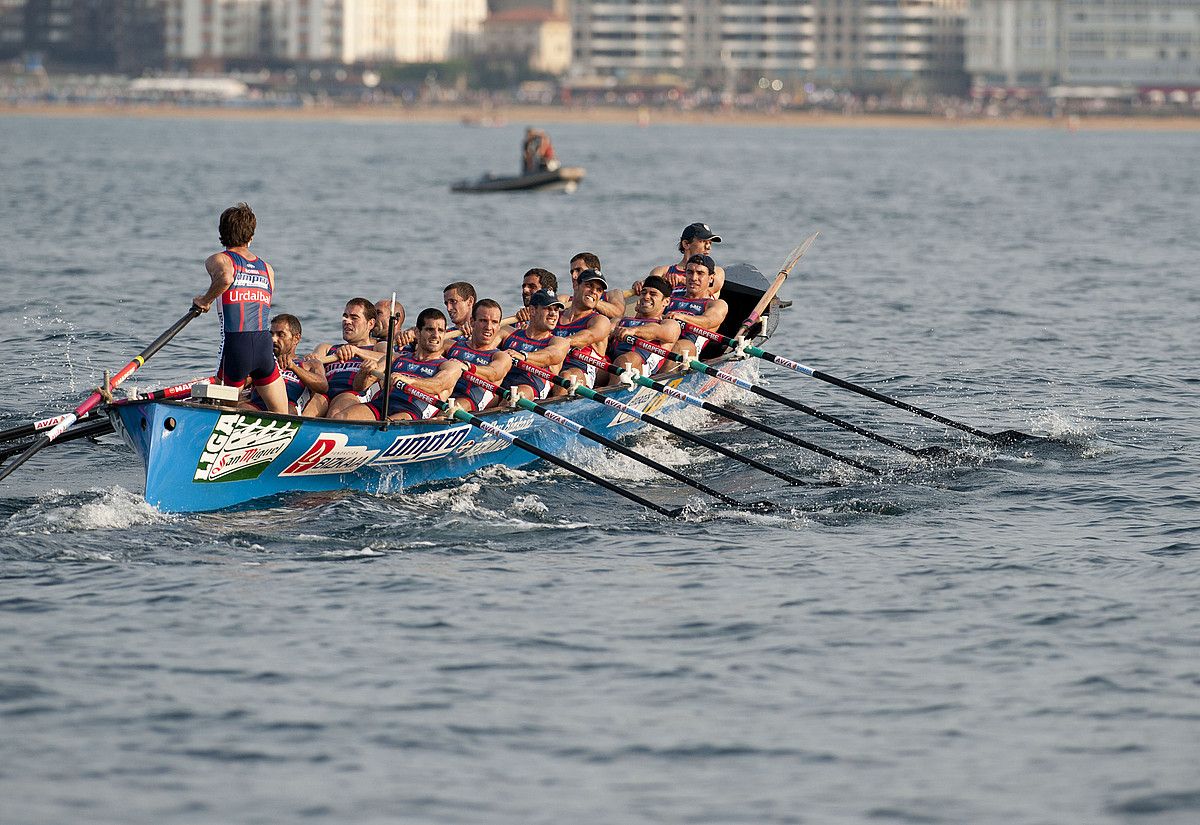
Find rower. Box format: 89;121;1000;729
502;289;570;401
243;314;328;415
514;268;558;326
609;275;681;375
372;296;406;341
443;281;476;334
444;298;515;413
334;308;465;422
303;298;378;418
664;255;729;361
568;252;625;320
552;269;612;396
647;222;727;296
192;202;288;413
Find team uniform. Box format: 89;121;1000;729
611;317;667;372
661;264;687;291
501;330;557;399
215;251;278;387
447;340;500;412
366;348;447;421
554;310;603;388
247;366;310;413
665;294;716;356
316;350;377;407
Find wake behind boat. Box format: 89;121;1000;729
451;166;586;194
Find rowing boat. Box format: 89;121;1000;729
450;166;586;193
107;264;780;513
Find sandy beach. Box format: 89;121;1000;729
3;101;1199;131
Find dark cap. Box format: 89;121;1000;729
641;275;674;298
577;268;608;289
528;289;566;309
686;254;716;273
681;222;722;243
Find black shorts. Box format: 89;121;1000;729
217;330;279;386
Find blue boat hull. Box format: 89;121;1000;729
108;365;747;513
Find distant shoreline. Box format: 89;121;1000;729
3;101;1199;131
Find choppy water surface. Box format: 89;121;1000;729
1;115;1198;824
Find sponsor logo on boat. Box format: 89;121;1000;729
371;426;472;466
279;433;379;476
453;414;534;458
194;413;300;482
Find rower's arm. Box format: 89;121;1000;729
475;351;515;384
193;252;235;312
668;299;729;331
518;337;570;370
396;361;465;399
567;315;612;349
292;357;330;395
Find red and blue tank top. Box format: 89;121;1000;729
502;330;556;395
218;250;272;333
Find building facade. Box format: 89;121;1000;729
481;7;571;74
966;0;1200;93
569;0;968;93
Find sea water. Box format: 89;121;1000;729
0;115;1197;824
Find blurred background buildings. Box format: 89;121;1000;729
1;0;1197;105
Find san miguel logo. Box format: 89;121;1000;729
194;414;300;482
372;426;472;466
279;433;380;476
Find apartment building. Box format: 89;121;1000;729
966;0;1200;92
570;0;967;93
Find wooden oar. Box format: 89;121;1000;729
518;360;811;486
682;323;1040;445
739;232;818;336
387;378;684;518
0;305;203;483
569;350;880;475
628;336;949;459
463;371;745;507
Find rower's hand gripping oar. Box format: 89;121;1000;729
377;375;684;518
570;350;880;476
518;360;810;487
0;304;204;483
682;322;1039;446
463;368;748;508
628;335;949;460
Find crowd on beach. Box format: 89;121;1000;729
192;203;733;423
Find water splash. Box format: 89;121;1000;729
7;486;173;536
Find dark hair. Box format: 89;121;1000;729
642;276;673;298
271;313;301;337
346;297;378;322
523;267;557;293
686;254;715;273
443;281;477;302
473;298;503;319
218;202;256;247
571;252;600;271
416;307;447;329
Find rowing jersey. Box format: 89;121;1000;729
448;340;501;412
662;263;687;290
218;251;272;333
248;365;310;413
555;310;603;388
611;316;668;372
369;348;447;420
322;349;369;400
501;330;557;399
665;293;716;353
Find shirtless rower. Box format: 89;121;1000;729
192;202;288;413
243;314;328;415
334;308;465;422
444;298;515;413
551;269;612;396
303;298;378;418
664;254;729;361
568;252;625;320
609;275;681;375
443;281;476;334
647;222;727;296
502;289;570;401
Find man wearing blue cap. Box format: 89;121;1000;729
501;289;571;401
648;222;727;297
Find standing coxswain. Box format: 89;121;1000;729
191;202;288;413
